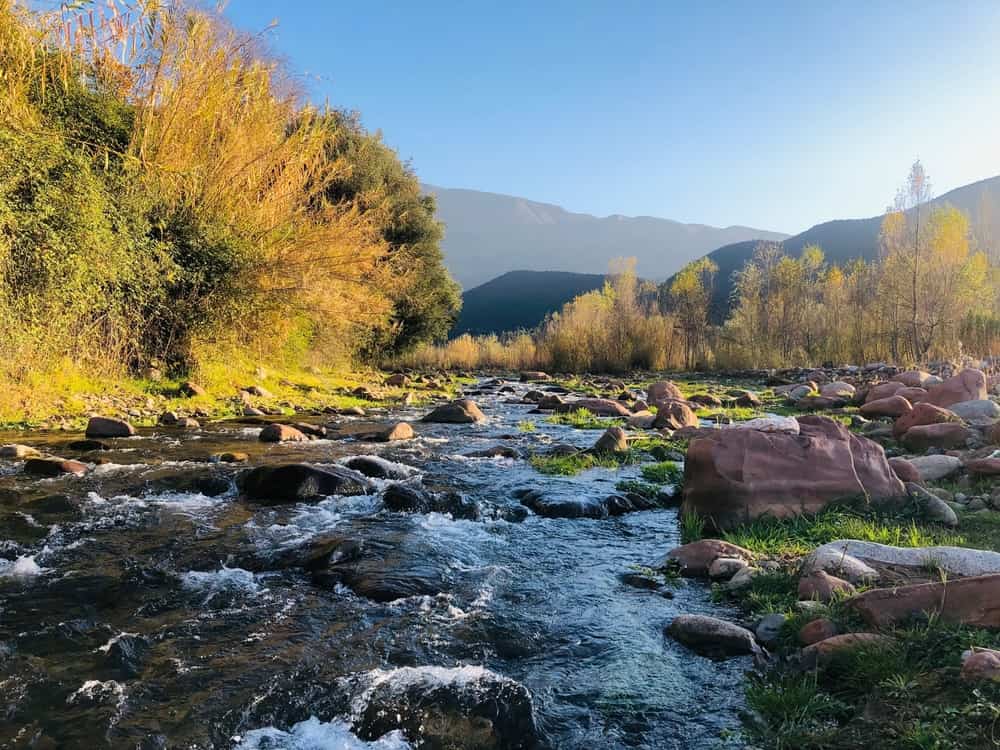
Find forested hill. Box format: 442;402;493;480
423;184;788;289
683;175;1000;320
453;270;606;335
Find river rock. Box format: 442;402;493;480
259;423;309;443
681;416;905;530
949;399;1000;421
894;370;933;388
795;395;844;410
755;613;787;648
661;539;753;577
799;549;879;584
240;464;372;504
809;540;1000;577
798;570;855;602
85;416;135;438
900;422;973;451
626;411;656;429
519;370;551;382
847;573;1000;629
689;393;723;407
801;633;894;666
666;614;760;658
653;401;698;430
865;382;905;403
555;398;632;417
892;402;959;439
647;381;684;403
798;618;838;646
925;369;988;408
908;482;958;526
887;457;921;483
382;483;480;520
966;457;1000;476
24;457;88;477
820;382;855;399
859;395;912;418
0;444;40;459
908;455;962;483
375;422;415;442
593;426;629;454
344;456;415;480
422;399;487;424
347;666;538;749
708;557;748;581
727;415;799;434
962;649;1000;682
895;386;928;403
385;373;409;387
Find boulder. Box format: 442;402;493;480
245;384;274;398
348;666;538;749
755;613;786;648
376;422;415;442
795;395;844;410
179;381;207;397
798;570;855;602
555;398;631;417
215;452;249;463
344;456;414;480
626;411;657;429
727;415;799;434
382;483;480;520
894;370;933;388
24;457;88;477
653;401;698;430
949;398;1000;421
900;422;972;451
517;488;656;519
820;382;856;399
384;373;409;387
689;393;723;407
810;540;1000;578
593;426;629;454
801;633;894;666
966;457;1000;476
925;369;988;408
647;381;684;403
887;457;922;484
661;539;753;577
799;549;878;584
519;370;551;382
962;649;1000;682
734;390;762;407
865;382;904;403
783;384;815;401
465;445;520;459
536;394;564;410
859;395;912;418
259;423;309;443
666;614;760;658
892;402;958;439
908;482;958;527
422;399;487;424
895;386;928;403
847;573;1000;629
240;464;371;504
681;416;905;530
85;416;135;439
798;618;838;646
708;557;749;581
907;454;962;481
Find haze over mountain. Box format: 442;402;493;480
423;184;789;289
685;174;1000;320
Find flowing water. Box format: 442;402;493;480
0;379;747;749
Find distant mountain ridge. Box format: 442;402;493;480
453;270;606;336
685;174;1000;319
423;184;789;289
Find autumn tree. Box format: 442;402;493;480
668;257;718;368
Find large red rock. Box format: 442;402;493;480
900;422;973;451
554;398;631;417
887;457;922;483
962;649;1000;682
680;415;906;530
859;395;912;418
892;402;958;439
798;570;855;602
965;458;1000;476
661;539;753;577
846;573;1000;629
801;633;895;665
925;369;988;408
865;382;905;403
798;618;838;645
895;387;928;404
653;400;699;430
894;370;933;388
647;381;684;403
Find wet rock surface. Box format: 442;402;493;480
0;377;745;749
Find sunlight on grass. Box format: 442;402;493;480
545;408;625;430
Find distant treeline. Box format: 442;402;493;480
399;163;999;373
0;1;459;386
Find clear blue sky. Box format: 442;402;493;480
224;1;1000;234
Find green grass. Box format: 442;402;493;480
680;509;705;543
719;507;963;557
529;451;637;475
630;435;688;461
545;408;625;430
517;419;537;432
694;405;762;421
640;460;683;484
615;479;661;498
746;619;1000;750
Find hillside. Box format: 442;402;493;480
685;175;1000;319
423;184;788;289
453;270;606;335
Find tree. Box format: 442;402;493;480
669;257;718;368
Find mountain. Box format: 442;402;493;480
682;175;1000;319
423;184;789;290
454;270;606;336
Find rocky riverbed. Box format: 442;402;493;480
0;377;748;749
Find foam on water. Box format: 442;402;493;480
181;565;263;603
0;555;43;579
234;716;410;749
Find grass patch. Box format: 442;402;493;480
545;408;625;430
615;479;661;498
680;509;705;543
640;460;683;484
529;452;636;476
719;507;963;558
517;419;537;433
694;406;762;422
631;435;688;461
